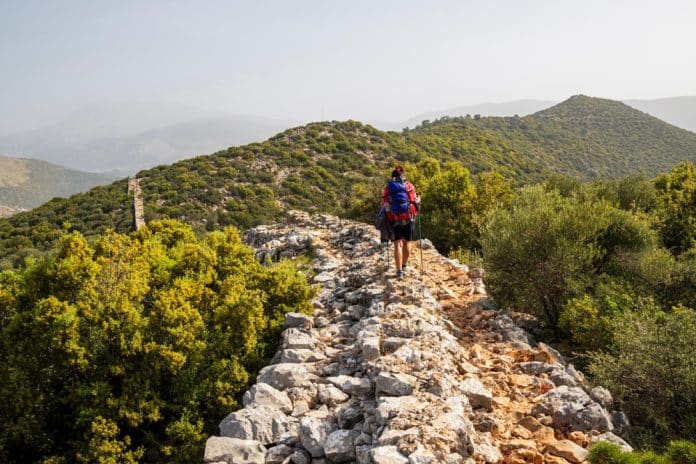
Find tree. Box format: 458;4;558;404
480;185;656;333
0;220;313;463
588;308;696;446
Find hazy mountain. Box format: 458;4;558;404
0;156;119;214
625;96;696;133
0;101;294;174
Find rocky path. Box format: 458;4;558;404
204;212;631;464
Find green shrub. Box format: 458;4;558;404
588;309;696;446
666;440;696;464
0;221;313;463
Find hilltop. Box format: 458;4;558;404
415;95;696;178
0;156;118;214
2;95;695;265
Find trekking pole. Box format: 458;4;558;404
418;209;424;275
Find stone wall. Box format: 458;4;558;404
204;211;630;464
127;177;145;231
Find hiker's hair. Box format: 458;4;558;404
392;165;404;178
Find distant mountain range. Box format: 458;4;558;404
0;156;118;216
0;101;294;174
2;94;695;264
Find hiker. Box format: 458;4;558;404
382;165;420;278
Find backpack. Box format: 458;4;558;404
387;180;410;217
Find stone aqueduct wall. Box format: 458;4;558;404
202;211;631;464
127;178;145;231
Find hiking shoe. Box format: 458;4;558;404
396;269;404;279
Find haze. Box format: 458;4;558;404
2;0;696;135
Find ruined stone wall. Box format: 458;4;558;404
127;178;145;231
204;211;630;464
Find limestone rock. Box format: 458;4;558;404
327;375;374;397
460;378;493;410
338;404;364;429
317;383;350;406
375;372;416;396
590;386;613;409
290;448;311;464
324;429;360;462
376;396;425;425
369;445;409;463
408;445;437;463
300;416;335;457
285;312;313;329
265;443;295;464
361;336;381;361
474;443;502;464
257;363;309;390
592;432;633;452
280;348;326;363
546;439;588;463
283;328;316;350
242;382;293;414
218;405;297;445
203;436;266;464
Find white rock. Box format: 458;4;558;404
361;337;381;361
218;405;297;445
369;445;409;463
265;443;295;464
324;429;360;462
474;443;502;464
242;383;293;414
375;372;417;396
408;444;436;463
285;312;313;329
592;432;633;452
327;375;374;397
376;396;425;425
317;383;350;405
280;348;326;363
283;328;316;350
204;436;266;463
460;378;493;411
257;363;309;390
377;426;420;446
300;416;334;457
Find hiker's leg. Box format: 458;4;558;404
394;240;403;270
402;240;410;267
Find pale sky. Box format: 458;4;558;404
2;0;696;133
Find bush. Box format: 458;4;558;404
588;440;696;464
588;308;696;446
0;220;313;463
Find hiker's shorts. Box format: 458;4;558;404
392;222;413;241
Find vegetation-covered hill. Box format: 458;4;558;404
2;95;695;266
414;95;696;178
0;156;118;213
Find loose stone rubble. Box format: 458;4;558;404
204;211;632;463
